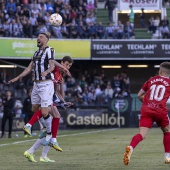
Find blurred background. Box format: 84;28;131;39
0;0;170;136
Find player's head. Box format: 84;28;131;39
159;62;170;76
61;56;74;70
37;32;50;48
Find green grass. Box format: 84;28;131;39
0;128;170;170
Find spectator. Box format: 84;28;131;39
9;19;19;37
53;25;62;39
160;16;169;28
17;18;24;37
153;16;160;33
15;77;26;98
37;12;45;25
105;22;115;39
16;6;24;19
111;74;122;91
1;90;15;138
39;0;47;11
128;4;134;28
69;23;78;38
23;19;32;37
86;14;96;25
22;6;30;18
46;1;54;13
95;84;102;97
115;20;124;38
82;85;89;105
0;21;5;36
140;8;145;28
14;99;23;118
77;21;87;38
60;22;70;38
77;6;86;18
31;4;40;18
121;71;130;92
87;22;97;39
3;20;10;37
76;14;86;25
160;25;170;38
7;7;16;19
2;4;8;20
70;8;78;20
124;21;134;39
96;21;105;39
87;88;96;104
105;0;117;23
0;94;4;118
104;83;114;103
86;1;95;15
148;16;156;33
35;23;48;36
6;0;17;13
29;13;38;35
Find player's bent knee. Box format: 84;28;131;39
32;105;40;113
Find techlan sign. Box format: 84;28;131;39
119;0;161;10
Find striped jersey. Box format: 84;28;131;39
32;46;54;81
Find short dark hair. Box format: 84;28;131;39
62;56;74;64
160;62;170;70
39;32;50;40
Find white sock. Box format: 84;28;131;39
26;123;32;127
165;152;170;158
51;138;56;143
45;134;52;141
39;117;46;128
130;146;133;153
43;115;52;133
41;145;50;158
28;138;43;154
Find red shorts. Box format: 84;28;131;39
139;112;170;128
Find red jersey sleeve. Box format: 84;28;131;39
52;66;63;84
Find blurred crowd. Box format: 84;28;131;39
0;69;131;118
0;0;136;39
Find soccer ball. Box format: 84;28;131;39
49;13;62;27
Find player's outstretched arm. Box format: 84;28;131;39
53;60;71;77
8;61;33;84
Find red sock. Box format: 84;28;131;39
28;110;42;125
130;134;143;149
52;118;60;138
163;132;170;152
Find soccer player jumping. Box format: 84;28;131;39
123;62;170;165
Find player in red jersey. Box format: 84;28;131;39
24;56;73;162
123;62;170;165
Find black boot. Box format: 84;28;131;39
8;134;11;138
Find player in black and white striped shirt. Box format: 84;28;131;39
8;32;67;143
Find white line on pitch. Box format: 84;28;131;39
0;128;118;147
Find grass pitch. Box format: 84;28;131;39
0;128;170;170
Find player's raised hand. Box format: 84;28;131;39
7;76;20;84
